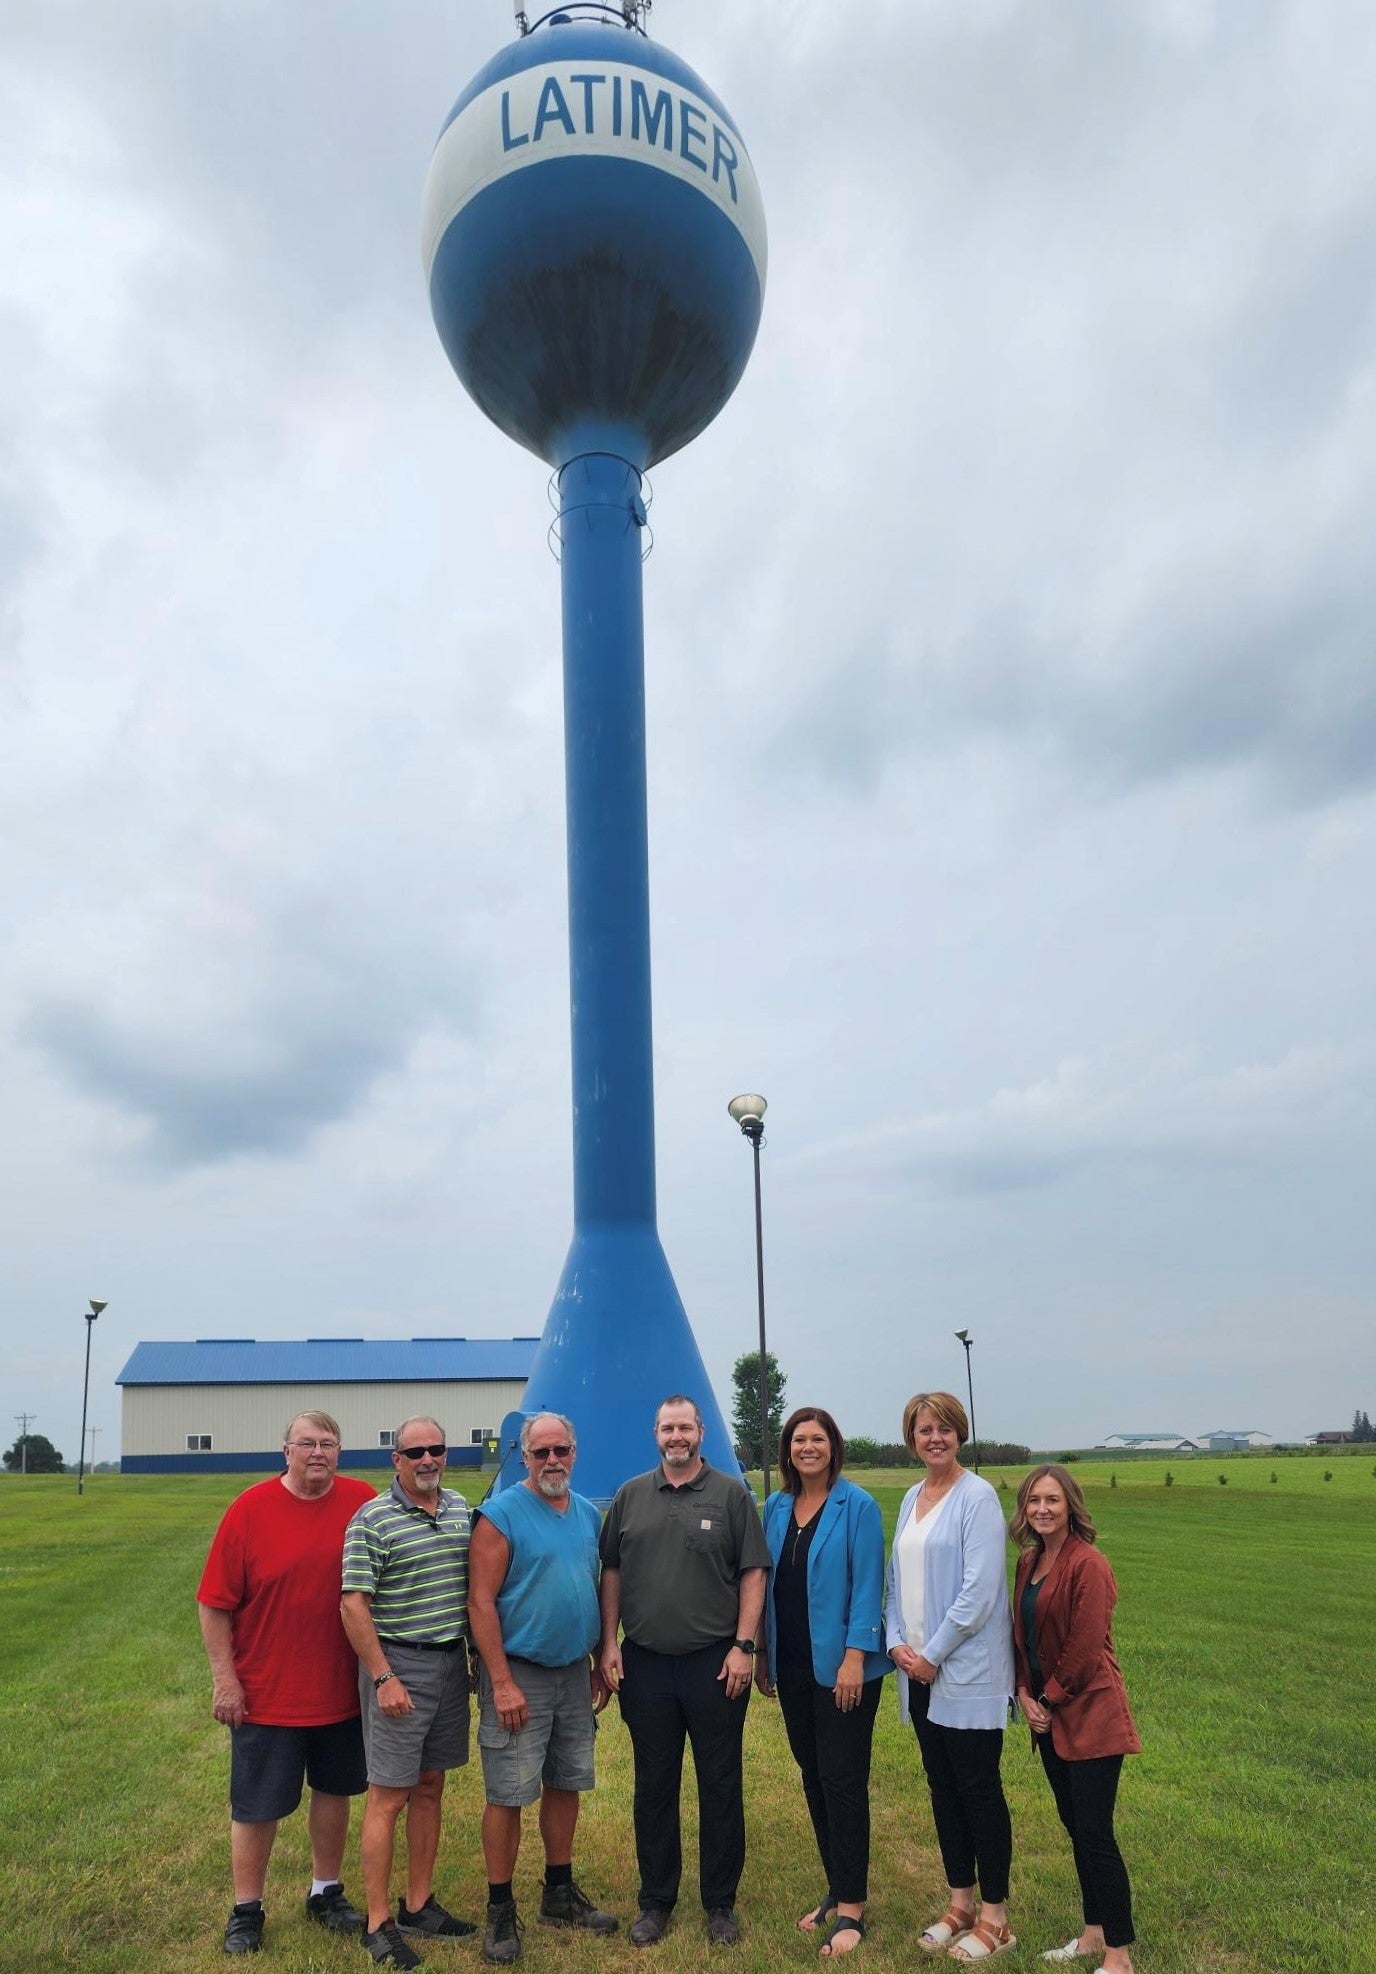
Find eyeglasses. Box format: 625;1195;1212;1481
528;1444;573;1461
288;1438;339;1451
396;1443;447;1460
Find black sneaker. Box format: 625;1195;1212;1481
362;1920;423;1968
629;1907;672;1949
307;1883;365;1933
398;1896;477;1939
706;1907;741;1946
539;1881;618;1933
482;1897;523;1965
223;1904;265;1955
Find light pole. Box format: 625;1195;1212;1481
727;1094;772;1500
77;1300;107;1497
954;1328;979;1475
14;1412;36;1475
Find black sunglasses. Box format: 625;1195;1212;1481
396;1443;447;1460
529;1444;573;1461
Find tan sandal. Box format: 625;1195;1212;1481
949;1917;1017;1960
920;1907;975;1953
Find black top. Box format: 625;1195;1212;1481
772;1509;820;1670
1020;1572;1046;1696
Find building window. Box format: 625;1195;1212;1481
186;1434;213;1453
378;1430;395;1448
471;1427;493;1446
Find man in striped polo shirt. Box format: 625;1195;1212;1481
342;1417;476;1969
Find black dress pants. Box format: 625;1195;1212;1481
909;1678;1012;1904
618;1637;750;1912
775;1663;882;1904
1037;1738;1134;1948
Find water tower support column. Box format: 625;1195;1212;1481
560;451;656;1222
502;449;732;1499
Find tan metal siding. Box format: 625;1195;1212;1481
120;1380;529;1457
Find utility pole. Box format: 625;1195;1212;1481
14;1412;36;1475
86;1426;102;1473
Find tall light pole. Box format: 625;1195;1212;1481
727;1094;772;1500
954;1328;979;1475
14;1412;36;1476
77;1300;107;1497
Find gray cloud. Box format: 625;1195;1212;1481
3;0;1375;1455
19;883;476;1164
797;1042;1376;1198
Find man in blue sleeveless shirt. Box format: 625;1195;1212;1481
467;1412;617;1965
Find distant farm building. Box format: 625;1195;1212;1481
116;1337;539;1473
1097;1432;1204;1452
1197;1429;1274;1450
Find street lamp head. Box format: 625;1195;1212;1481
88;1300;108;1320
954;1328;971;1346
728;1093;767;1137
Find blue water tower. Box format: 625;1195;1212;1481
424;3;766;1502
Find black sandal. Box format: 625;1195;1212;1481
820;1915;866;1956
799;1898;838;1935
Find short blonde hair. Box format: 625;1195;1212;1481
902;1390;968;1449
284;1409;341;1445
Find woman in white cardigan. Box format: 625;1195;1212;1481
886;1392;1016;1961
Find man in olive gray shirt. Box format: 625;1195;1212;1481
598;1395;770;1948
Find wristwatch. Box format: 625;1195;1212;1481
733;1638;756;1656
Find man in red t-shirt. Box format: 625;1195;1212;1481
198;1409;376;1955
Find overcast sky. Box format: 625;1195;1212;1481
3;0;1374;1465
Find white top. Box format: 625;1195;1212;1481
896;1487;952;1650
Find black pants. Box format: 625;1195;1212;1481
618;1637;750;1912
1037;1738;1134;1948
775;1664;882;1904
909;1678;1012;1904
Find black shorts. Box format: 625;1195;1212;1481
229;1716;368;1823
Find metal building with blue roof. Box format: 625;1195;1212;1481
116;1336;540;1473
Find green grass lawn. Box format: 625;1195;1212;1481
1;1463;1371;1973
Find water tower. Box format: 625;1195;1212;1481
423;1;766;1501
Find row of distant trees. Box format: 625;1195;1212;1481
728;1353;1032;1469
3;1437;119;1474
1349;1410;1375;1442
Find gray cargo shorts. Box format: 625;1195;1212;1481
359;1644;470;1789
477;1657;597;1807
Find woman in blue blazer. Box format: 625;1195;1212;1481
758;1407;890;1956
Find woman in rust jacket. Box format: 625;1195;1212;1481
1010;1467;1140;1973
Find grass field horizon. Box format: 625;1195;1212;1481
2;1460;1370;1972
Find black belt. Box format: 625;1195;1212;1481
376;1636;465;1654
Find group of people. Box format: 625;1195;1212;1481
198;1392;1140;1972
781;1391;1140;1970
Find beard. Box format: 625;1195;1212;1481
535;1467;570;1498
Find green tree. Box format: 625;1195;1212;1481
730;1350;786;1470
3;1433;65;1474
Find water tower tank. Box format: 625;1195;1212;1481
423;16;767;470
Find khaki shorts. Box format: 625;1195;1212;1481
477;1658;597;1807
359;1645;470;1788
